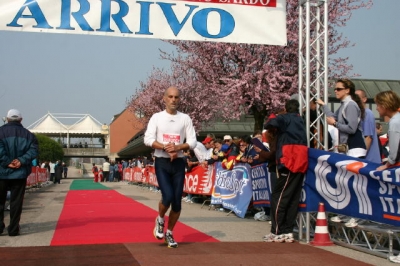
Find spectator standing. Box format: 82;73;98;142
92;163;99;183
54;161;63;184
102;159;110;182
49;161;55;183
122;160;128;170
62;163;68;179
355;89;381;163
375;91;400;171
44;161;50;173
263;100;308;243
117;161;123;181
113;162;119;182
0;109;38;236
317;79;366;158
109;161;115;182
376;92;400;264
144;86;197;248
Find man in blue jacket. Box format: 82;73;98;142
263;99;308;243
0;109;38;236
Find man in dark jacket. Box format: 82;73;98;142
0;109;38;236
263;100;308;243
54;161;63;184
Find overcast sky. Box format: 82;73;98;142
0;0;398;128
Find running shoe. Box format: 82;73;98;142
330;216;342;222
165;232;178;248
389;255;400;263
344;218;358;228
263;233;276;242
284;233;295;243
153;217;164;240
272;234;286;243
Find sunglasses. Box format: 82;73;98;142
334;87;346;91
224;140;231;142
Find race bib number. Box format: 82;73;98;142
163;134;180;144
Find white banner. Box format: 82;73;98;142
0;0;287;45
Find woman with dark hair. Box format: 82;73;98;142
317;78;366;158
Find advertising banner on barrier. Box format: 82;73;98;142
304;148;400;227
26;167;48;187
184;164;215;195
37;167;48;183
0;0;287;45
211;162;253;218
251;163;271;207
120;150;400;225
27;170;37;187
123;167;133;182
146;165;158;187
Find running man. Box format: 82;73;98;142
144;86;197;248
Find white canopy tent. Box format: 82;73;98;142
27;113;107;148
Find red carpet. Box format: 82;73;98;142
51;190;218;245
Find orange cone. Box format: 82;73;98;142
310;202;334;246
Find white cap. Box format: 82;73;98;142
223;135;232;140
7;109;22;119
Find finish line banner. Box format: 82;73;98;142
0;0;287;45
305;149;400;227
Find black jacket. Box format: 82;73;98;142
0;121;38;179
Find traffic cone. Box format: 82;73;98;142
310;202;334;246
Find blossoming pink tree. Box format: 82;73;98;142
129;0;372;132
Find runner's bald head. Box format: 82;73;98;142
164;86;180;96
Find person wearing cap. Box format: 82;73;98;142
0;109;38;236
202;136;213;148
144;86;197;248
203;138;225;166
221;135;240;170
200;136;215;167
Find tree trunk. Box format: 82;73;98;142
252;108;267;132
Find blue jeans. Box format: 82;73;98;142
155;157;185;212
109;171;114;182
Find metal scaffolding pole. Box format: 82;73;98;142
298;0;329;243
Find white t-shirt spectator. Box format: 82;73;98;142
103;161;110;172
50;162;55;174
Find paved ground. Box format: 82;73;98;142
0;167;395;265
